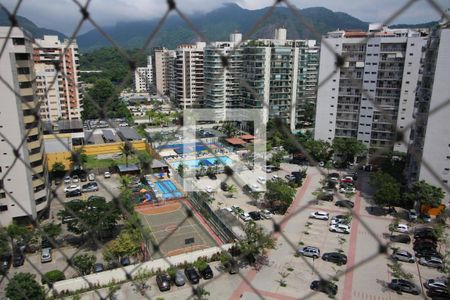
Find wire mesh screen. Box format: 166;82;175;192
0;0;449;299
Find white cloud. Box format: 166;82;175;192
2;0;448;35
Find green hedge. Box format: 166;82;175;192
42;270;65;285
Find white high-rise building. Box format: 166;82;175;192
33;35;82;121
407;23;450;193
204;33;243;119
170;42;206;108
314;25;427;152
134;56;153;93
241;28;319;131
0;27;49;225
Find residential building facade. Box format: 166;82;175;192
33;35;82;121
134;56;153;93
407;24;450;193
170;42;206;109
153;48;176;96
0;27;49;225
204;33;243;119
242;28;319;131
314;24;427;152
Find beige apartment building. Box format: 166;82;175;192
0;27;49;225
153;48;176;96
33;35;82;121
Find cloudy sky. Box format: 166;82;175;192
3;0;450;35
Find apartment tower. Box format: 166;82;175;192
314;24;427;152
242;28;319;131
407;23;450;193
170;42;206;108
0;27;49;225
33;35;82;122
153;48;176;96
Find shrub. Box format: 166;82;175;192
193;258;208;272
42;270;66;284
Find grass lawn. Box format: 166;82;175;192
84;151;149;169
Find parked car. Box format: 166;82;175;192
413;241;437;251
419;256;444;269
329;224;351;234
12;252;25;267
390;234;411;244
41;248;52;263
322;252;347;265
81;182;99;192
418;213;431;223
64;176;71;184
220;181;229;191
408;210;418;221
394;224;409;233
71;175;79;183
297;246;320;259
414;229;436;240
335;200;354;208
260;209;273;220
65;189;82;197
285;174;296;181
414;238;437;247
339;186;356;193
64;184;80;193
239;212;252;222
427;286;450;298
257;176;266;184
207;172;217;180
104;171;111;178
330;215;351;225
0;254;12;274
415;248;442;258
184;267;200;284
199;264;214;279
391;250;416;263
156;273;171;291
263;166;273;173
248;211;261;221
227;259;239;274
309;211;329;220
120;256;130;266
94;263;104;273
79;173;87;182
310;280;338;296
88;173;95;181
319;192;334;201
424;278;449;290
387;279;420;295
328;173;340;181
174;270;186;286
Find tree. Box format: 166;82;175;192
41;222;62;241
138;152;153;175
0;229;10;255
222;122;239;137
132;269;152;295
69;148;88;169
6;272;45;300
237;222;276;263
387;260;413;280
103;228;142;262
177;163;185;177
42;270;65;285
6;223;30;253
265;180;296;213
370;171;401;208
120;142;136;167
72;253;96;275
405;180;445;208
332;137;367;164
51;162;66;178
198;160;206;176
269;150;287;169
303;140;332;163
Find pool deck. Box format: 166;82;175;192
143;174;185;201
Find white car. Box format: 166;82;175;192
309;211;329;220
395;224;409;233
272;175;280;180
339;186;356;193
329;224;351;234
239;212;252;222
64;185;80;193
263;166;273;173
104;171;111;178
71;175;79;183
391;250;416;263
63;176;71;184
260;209;273;219
88;173;95;181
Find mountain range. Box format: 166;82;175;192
0;3;438;51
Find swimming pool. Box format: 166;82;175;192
154;180;183;199
171;156;233;169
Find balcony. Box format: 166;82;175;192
27;139;42;150
23;115;36;124
20;88;33;97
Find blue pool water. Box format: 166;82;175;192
171;156;233;169
154;180;183;199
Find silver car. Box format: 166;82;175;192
41;248;52;263
297;246;320;259
419;256;444;268
174;270;185;286
391;250;415;263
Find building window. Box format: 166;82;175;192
14;53;30;60
17;67;30;74
19;82;32;89
12;38;25;45
0;205;7;212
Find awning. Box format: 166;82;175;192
225;138;247;145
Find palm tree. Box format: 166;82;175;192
214;159;220;174
120;142;136;167
138;152;153;175
69;149;87;169
222;122;238;137
119;175;132;192
198;161;206;176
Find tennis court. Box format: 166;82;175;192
136;200;220;258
